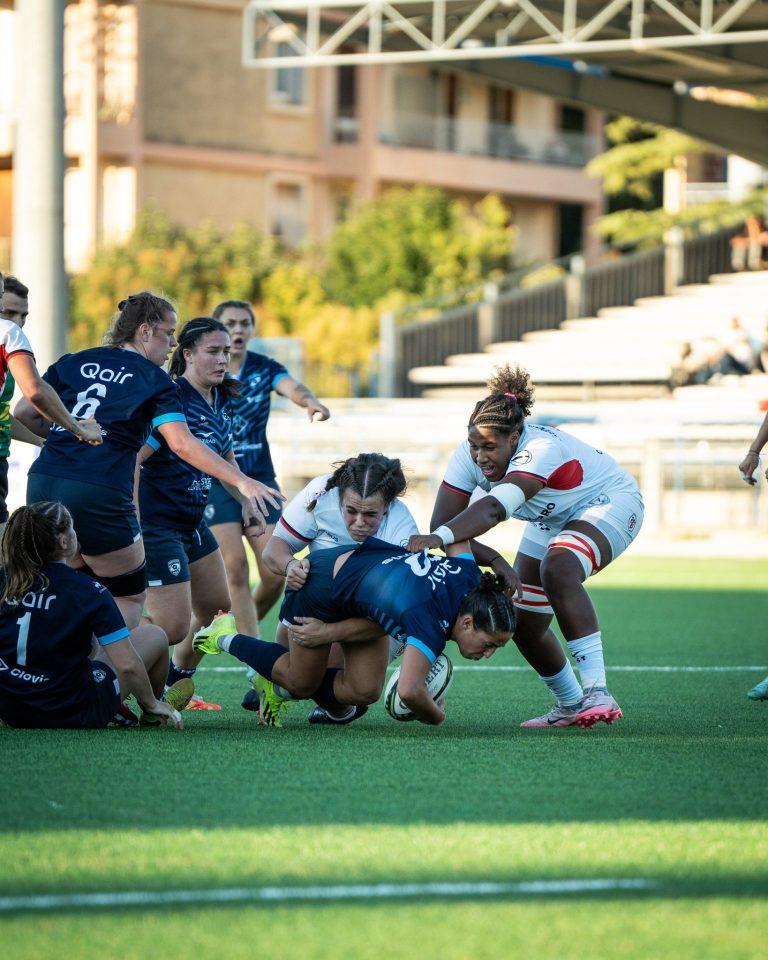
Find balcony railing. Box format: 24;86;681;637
377;113;601;166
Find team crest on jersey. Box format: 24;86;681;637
93;669;107;683
168;559;182;576
510;450;532;465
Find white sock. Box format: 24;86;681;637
567;631;605;689
540;661;583;706
218;634;236;654
326;706;356;722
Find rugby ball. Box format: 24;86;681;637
384;654;454;721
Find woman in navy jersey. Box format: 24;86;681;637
194;536;516;727
256;453;418;724
407;364;644;730
15;292;281;631
205;300;330;640
137;316;253;705
0;502;186;729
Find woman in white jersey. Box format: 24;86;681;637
407;364;644;729
258;452;418;725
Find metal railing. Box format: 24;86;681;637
582;247;665;316
377;112;602;167
383;224;743;397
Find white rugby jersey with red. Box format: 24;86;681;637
1;317;34;391
442;422;639;530
274;473;418;553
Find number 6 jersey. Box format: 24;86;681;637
29;347;186;498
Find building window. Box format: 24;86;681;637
99;3;137;124
269;180;307;247
271;41;306;107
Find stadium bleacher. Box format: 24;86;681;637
408;270;768;401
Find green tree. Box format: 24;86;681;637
323;187;514;307
586;117;766;246
69;207;281;349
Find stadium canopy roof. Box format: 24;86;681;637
242;1;768;164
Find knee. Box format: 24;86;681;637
289;676;321;699
540;553;580;596
132;623;168;654
224;558;250;592
149;612;190;647
348;683;383;706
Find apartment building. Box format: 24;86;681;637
0;0;605;273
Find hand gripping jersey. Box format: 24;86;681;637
442;422;639;531
139;377;233;531
0;563;129;725
331;537;480;663
274;473;419;553
1;317;34;393
29;347;185;497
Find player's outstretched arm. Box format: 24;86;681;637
10;414;45;447
740;412;768;484
101;637;184;729
158;420;284;518
396;645;446;726
10;355;102;443
276;376;330;422
289;616;383;648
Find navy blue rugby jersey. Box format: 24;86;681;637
222;350;288;479
0;563;129;720
139;377;234;531
332;537;480;663
30;347;186;497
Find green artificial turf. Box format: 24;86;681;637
1;556;766;958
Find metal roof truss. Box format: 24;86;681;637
242;1;768;67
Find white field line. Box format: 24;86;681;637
0;878;656;913
199;664;767;674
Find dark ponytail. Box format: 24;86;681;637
458;572;516;636
169;317;241;400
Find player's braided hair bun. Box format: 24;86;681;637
459;571;516;637
104;291;175;347
308;453;407;512
469;364;534;435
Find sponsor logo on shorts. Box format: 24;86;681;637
168;559;182;576
93;668;107;683
204;504;215;521
628;513;637;531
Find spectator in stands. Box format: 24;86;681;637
730;215;768;271
670;338;723;388
718;316;759;377
738;417;768;702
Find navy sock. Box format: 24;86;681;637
309;668;342;706
229;635;287;679
167;663;195;687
